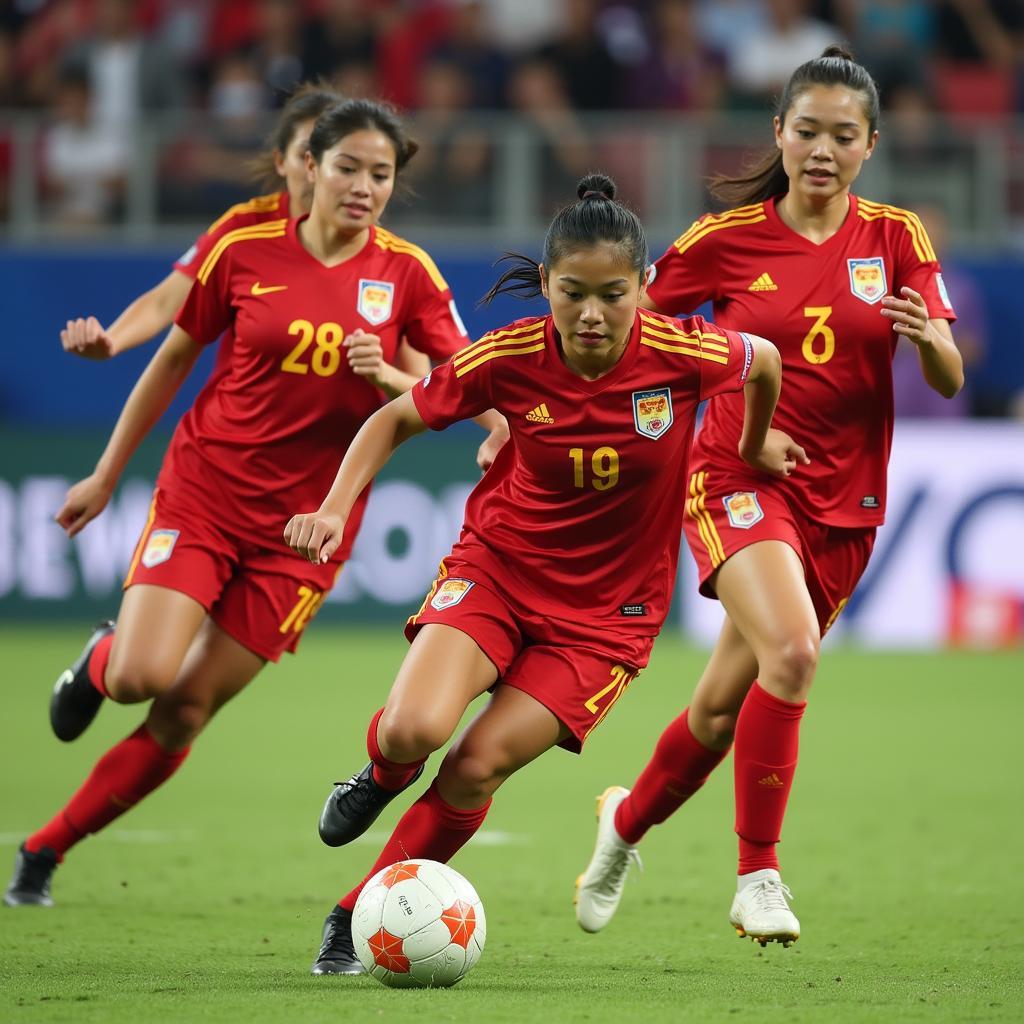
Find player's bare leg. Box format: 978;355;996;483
712;540;820;947
319;624;498;846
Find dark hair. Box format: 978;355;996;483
481;173;648;304
308;98;419;175
248;81;344;189
709;45;880;207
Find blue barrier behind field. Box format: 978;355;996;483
1;245;1021;427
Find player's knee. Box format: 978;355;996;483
104;657;178;703
767;633;820;698
377;713;450;763
442;748;507;802
703;710;739;747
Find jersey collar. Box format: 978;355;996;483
545;311;642;396
764;192;860;253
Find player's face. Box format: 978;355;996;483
274;117;316;213
542;243;644;374
307;128;397;233
775;85;877;203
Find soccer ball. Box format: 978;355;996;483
351;859;486;988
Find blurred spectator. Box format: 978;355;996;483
330;60;380;100
892;204;986;417
727;0;838;106
41;65;125;226
247;0;305;102
694;0;769;68
402;59;492;221
480;0;567;54
0;26;20;105
301;0;379;84
627;0;724;113
537;0;620;111
376;1;452;109
832;0;934;100
430;0;508;109
507;57;593;215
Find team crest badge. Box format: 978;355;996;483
847;257;886;304
357;279;394;325
632;387;673;440
430;578;475;611
723;492;763;529
141;529;179;568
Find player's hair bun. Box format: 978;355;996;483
577;173;616;202
821;43;856;62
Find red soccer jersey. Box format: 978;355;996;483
168;217;467;559
411;309;753;633
172;191;289;279
647;194;957;527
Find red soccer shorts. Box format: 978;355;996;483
683;468;875;634
405;558;653;753
123;487;340;661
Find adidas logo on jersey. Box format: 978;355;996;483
526;403;555;424
748;273;778;292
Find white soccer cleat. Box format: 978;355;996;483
729;868;800;947
574;786;642;933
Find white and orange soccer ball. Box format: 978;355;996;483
351;859;486;988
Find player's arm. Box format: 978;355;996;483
882;287;964;399
61;270;193;360
285;392;428;564
736;334;808;478
55;325;203;537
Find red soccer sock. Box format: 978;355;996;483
614;707;729;845
24;724;189;861
338;779;490;912
733;682;806;875
87;632;113;697
366;707;426;791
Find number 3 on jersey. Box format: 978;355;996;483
801;306;835;365
282;319;345;376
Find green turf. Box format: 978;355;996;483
1;625;1021;1023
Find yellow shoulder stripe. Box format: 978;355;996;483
374;229;448;292
453;328;545;369
455;321;546;360
673;206;767;256
455;341;545;378
856;200;936;263
197;220;288;284
205;192;283;235
637;311;730;350
640;333;729;364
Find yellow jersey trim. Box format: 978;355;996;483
205;192;283;235
453;327;546;368
197;220;289;285
374;228;448;292
123;492;159;588
455;341;546;378
638;312;730;351
857;199;937;263
408;559;450;628
687;471;726;566
672;204;767;256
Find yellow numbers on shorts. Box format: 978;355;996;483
569;446;620;491
278;585;325;635
582;664;636;740
801;306;835;365
281;319;345;377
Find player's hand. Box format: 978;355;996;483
345;329;392;389
476;419;510;473
283;510;346;565
55;474;114;537
881;287;931;346
741;428;809;478
61;317;116;360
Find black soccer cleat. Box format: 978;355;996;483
310;905;363;975
50;620;115;742
4;844;58;907
318;762;425;847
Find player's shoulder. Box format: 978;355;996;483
204;191;287;237
669;201;769;257
372;226;448;291
637;310;732;366
450;315;548;378
194;215;290;285
853;195;937;261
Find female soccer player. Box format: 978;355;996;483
4;99;487;908
283;172;789;974
575;47;963;947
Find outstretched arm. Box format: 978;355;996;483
284;391;428;564
882;287;964;399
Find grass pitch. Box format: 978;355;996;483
1;624;1021;1023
